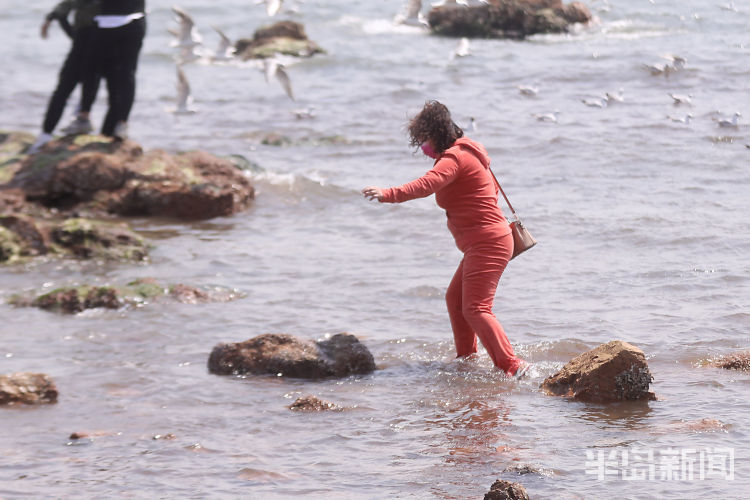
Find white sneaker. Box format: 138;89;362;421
513;361;532;379
60;117;93;135
113;122;128;141
28;133;53;154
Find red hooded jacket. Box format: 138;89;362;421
380;137;511;252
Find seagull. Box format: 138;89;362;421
395;0;428;27
210;26;235;61
582;96;607;108
172;66;197;114
176;44;202;65
533;110;560;123
605;88;624;103
668;93;692;105
171;6;202;48
264;58;295;101
463;117;477;132
450;37;471;60
720;1;738;12
717;112;741;128
432;0;470;6
292;106;316;119
667;113;692;124
517;84;539;96
265;0;282;16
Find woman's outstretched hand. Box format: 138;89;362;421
361;186;384;201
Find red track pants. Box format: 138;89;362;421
445;232;522;375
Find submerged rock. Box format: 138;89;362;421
10;277;240;314
428;0;592;39
0;372;58;406
540;340;655;403
712;351;750;371
208;333;376;379
0;215;148;264
288;395;340;412
484;479;530;500
235;21;325;59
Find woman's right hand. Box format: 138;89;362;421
361;186;384;201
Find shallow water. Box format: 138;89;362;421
1;0;749;498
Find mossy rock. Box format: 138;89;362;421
240;37;325;59
0;131;36;184
30;286;120;314
50;217;149;261
0;226;22;263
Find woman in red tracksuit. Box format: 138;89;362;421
362;100;530;378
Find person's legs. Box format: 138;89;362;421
447;259;479;358
459;233;522;375
103;18;145;137
41;38;85;134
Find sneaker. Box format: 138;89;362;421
512;361;532;379
28;132;53;154
60;116;93;135
113;122;128;141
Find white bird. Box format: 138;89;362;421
668;93;692;105
450;37;471;60
533;110;560;123
211;26;235;61
517;84;539;96
717;112;741;128
605;88;624;103
266;0;282;16
667;113;692;124
176;44;202;65
395;0;428;27
264;58;295;101
582;97;607;108
171;6;202;48
292;106;316;119
463;117;477;132
432;0;470;6
171;66;197;114
720;1;738;12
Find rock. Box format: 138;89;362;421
235;21;325;59
0;214;50;256
427;0;591;39
51;217;148;261
11;278;239;314
3;134;255;221
288;395;339;412
208;333;376;379
0;372;58;406
0;226;22;263
712;351;750;371
541;340;655;403
484;479;530;500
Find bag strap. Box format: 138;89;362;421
487;166;517;217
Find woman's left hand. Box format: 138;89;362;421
361;186;384;201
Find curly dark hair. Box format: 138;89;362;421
407;100;464;154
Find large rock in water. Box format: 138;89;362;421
541;340;655;403
208;333;376;379
0;373;58;406
712;351;750;371
1;134;254;220
484;479;530;500
235;21;325;59
428;0;592;39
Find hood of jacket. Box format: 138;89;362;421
442;137;491;168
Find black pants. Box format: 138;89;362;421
91;17;146;136
42;27;100;134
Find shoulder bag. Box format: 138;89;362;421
487;167;537;260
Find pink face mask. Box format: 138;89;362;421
420;141;438;159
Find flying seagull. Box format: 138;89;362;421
171;66;197;114
171;6;202;48
264;58;295;101
211;26;235;61
395;0;428;26
450;37;471;60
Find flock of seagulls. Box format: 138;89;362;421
513;54;742;132
167;4;297;115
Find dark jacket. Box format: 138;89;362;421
46;0;100;30
99;0;145;15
